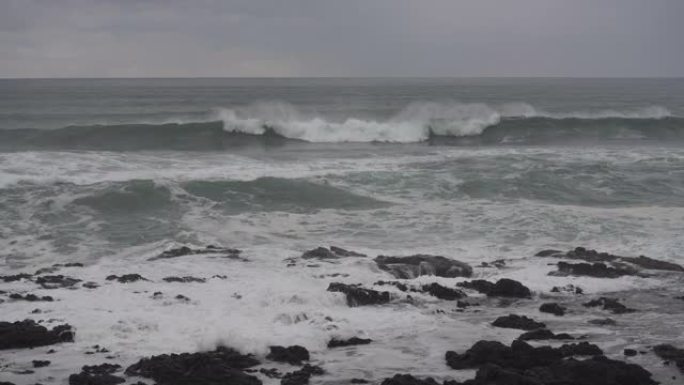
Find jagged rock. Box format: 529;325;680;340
327;283;390;306
0;273;33;282
301;246;366;260
82;363;122;374
457;278;531;298
125;346;260;385
8;293;54;302
374;255;472;279
267;345;310;365
106;274;147;283
492;314;545;330
327;337;372;348
583;297;636;314
421;283;466;300
624;349;638;357
162;276;206;283
653;344;684;372
35;275;81;289
32;360;51;368
539;303;566;316
280;364;323;385
551;261;637;278
536;247;684;272
380;374;441;385
517;328;574;341
69;371;124;385
0;320;74;350
148;245;242;261
445;339;603;370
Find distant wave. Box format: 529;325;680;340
0;102;681;150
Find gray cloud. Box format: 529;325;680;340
1;0;682;77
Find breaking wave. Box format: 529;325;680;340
0;102;680;150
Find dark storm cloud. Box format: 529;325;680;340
1;0;682;77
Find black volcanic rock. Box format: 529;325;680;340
0;273;33;282
653;344;684;372
267;345;310;365
327;337;372;348
492;314;546;330
280;364;323;385
35;275;82;289
9;293;54;302
69;373;124;385
162;276;206;283
539;302;566;316
32;360;51;368
149;245;243;261
583;297;636;314
0;320;74;350
536;247;684;272
327;283;390;306
105;274;147;283
552;261;637;278
380;374;441;385
125;346;260;385
421;283;466;300
457;278;531;298
517;328;574;341
301;246;366;260
374;255;472;279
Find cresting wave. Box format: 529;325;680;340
0;102;680;150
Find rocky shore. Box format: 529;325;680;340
1;246;684;385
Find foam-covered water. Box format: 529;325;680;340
2;78;684;384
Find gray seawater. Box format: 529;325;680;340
2;78;684;384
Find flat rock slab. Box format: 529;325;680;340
536;247;684;272
0;320;74;350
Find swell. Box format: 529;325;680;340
1;110;683;151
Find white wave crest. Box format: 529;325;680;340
216;101;672;143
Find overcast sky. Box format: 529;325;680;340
1;0;682;78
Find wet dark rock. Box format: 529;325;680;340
256;368;282;378
68;372;125;385
0;320;74;350
517;328;574;341
492;314;546;330
380;374;440;385
583;297;636;314
327;283;390;307
421;283;466;300
0;382;17;385
35;275;81;289
175;294;190;302
457;278;531;298
624;349;638;357
327;337;372;348
32;360;51;368
446;339;603;370
551;284;584;294
374;281;409;292
162;276;206;283
82;282;99;289
280;364;323;385
0;273;33;282
351;379;369;384
653;344;684;372
82;363;122;374
267;345;310;365
539;302;566;316
537;247;684;272
148;245;242;261
302;246;366;260
106;274;147;283
374;255;472;279
552;261;637;278
125;346;260;385
65;262;85;267
588;318;617;326
8;293;54;302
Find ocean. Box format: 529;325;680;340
1;78;684;384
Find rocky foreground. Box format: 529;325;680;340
1;246;684;385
